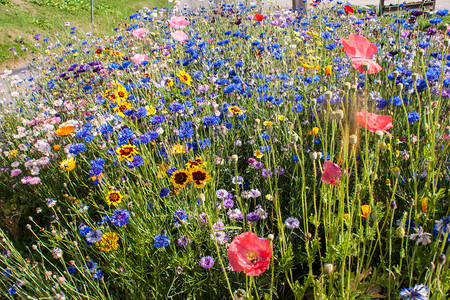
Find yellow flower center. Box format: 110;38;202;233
245;249;258;263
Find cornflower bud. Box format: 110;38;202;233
323;263;334;274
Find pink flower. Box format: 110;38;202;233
321;161;342;185
11;169;22;177
171;31;188;42
131;54;148;65
341;34;382;74
29;177;41;185
357;109;393;137
168;16;189;29
228;232;271;276
131;28;150;38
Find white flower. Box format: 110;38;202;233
409;226;432;245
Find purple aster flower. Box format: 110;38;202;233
285;217;300;229
84;259;98;273
216;189;229;200
261;168;272;178
211;231;228;245
177;235;191;247
93;270;104;279
252;161;264;170
246;212;260;223
227;208;243;221
223;198;234;209
199;256;215;269
276;167;285;175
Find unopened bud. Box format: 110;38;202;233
439;254;446;264
418;48;425;56
351;84;357;92
335;109;344;120
390;200;397;209
374;79;381;85
375;130;384;140
396;83;403;91
412;73;419;81
338;90;345;98
325;91;333;100
344;82;351;90
446;126;450;135
396;227;405;237
349;134;357;145
267;234;274;241
444;40;450;47
323;263;334;274
231;155;238;162
309;151;318;160
393;71;400;78
394;167;401;178
428;262;435;270
292;133;299;142
198;194;205;203
362;62;370;72
310;98;317;106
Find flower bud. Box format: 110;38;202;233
351;84;357;92
439;254;446;264
309;151;318;160
198;194;205;203
375;130;384;140
231;155;238;162
292;133;299;142
362;62;370;72
390;200;397;209
349;134;357;145
396;83;403;91
267;234;274;241
310;98;317;106
338;90;345;98
411;73;419;81
396;227;405;237
325;91;333;100
446;126;450;135
344;82;351;90
323;263;334;274
334;109;344;120
418;48;425;56
444;40;450;47
428;262;435;270
393;167;401;178
393;71;400;78
374;79;381;85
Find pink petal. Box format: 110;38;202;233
171;31;188;42
351;58;382;74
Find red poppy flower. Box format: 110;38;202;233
341;34;382;74
344;5;354;14
228;232;271;276
357;109;393;137
321;161;342;186
254;14;264;22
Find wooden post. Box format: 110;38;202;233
378;0;383;16
292;0;306;11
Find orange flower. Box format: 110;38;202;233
421;197;428;213
55;126;74;136
360;205;371;218
325;65;332;76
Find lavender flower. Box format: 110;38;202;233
199;256;215;269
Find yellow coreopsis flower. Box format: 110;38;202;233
177;70;192;85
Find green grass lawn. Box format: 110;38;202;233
0;0;168;69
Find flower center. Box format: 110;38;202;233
245;249;258;263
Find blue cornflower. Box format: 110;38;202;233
68;143;86;155
79;226;92;236
84;259;98;273
178;122;194;140
86;229;103;244
433;216;450;241
111;209;130;227
436;9;448;17
136;107;147;118
293;103;303;113
8;286;17;295
89;165;103;176
407;112;419;124
429;17;442;25
154;234;169;248
400;284;429;299
99;124;113;137
150;115;165;125
160;187;170;198
376;98;389;109
203;116;220;126
93;270;104;279
90;158;105;167
173;210;188;222
168;102;185;112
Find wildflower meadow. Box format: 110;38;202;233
1;1;450;299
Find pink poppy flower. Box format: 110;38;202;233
228;232;271;276
171;31;188;42
131;54;148;65
168;16;189;29
357;109;393;137
131;28;150;38
321;161;342;185
341;34;382;74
